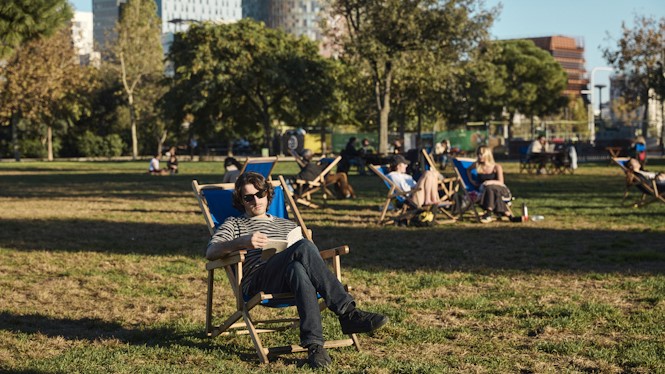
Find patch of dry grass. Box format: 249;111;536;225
0;160;664;372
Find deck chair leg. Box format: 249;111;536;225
350;333;361;351
378;201;391;225
244;312;270;364
206;269;214;335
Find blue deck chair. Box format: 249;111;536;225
192;177;359;363
452;157;515;221
239;156;278;180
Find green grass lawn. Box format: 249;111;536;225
1;159;664;373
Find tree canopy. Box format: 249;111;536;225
166;19;338;152
0;0;72;58
328;0;497;152
106;0;164;159
603;15;665;136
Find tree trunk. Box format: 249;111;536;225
12;112;20;162
47;125;53;161
158;130;167;159
377;61;392;154
416;107;422;149
227;139;234;157
129;95;138;160
320;124;327;155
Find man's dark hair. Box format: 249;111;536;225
232;172;274;212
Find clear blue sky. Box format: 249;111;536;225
71;0;664;103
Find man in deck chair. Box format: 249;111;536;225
205;172;387;368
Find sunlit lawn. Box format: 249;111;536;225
0;158;664;373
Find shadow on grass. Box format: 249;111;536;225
2;217;664;274
0;311;308;366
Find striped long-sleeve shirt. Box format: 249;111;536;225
207;214;297;294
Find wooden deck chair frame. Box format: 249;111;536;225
613;157;665;208
291;156;342;209
192;177;359;364
421;149;459;203
368;164;425;225
239;156;279;180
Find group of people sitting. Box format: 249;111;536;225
148;147;179;175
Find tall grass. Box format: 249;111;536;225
1;159;664;372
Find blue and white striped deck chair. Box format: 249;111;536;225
368;164;420;225
192;177;358;363
239;156;278;180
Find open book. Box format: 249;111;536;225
261;226;304;260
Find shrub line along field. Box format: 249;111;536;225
0;159;664;373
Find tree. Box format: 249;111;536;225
0;0;72;58
603;15;665;137
0;27;91;161
166;20;338;152
327;0;497;153
486;40;568;139
106;0;163;159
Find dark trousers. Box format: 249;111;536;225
248;239;355;347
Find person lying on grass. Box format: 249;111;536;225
205;172;388;369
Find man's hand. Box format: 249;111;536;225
244;232;269;249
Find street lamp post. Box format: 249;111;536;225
595;84;606;121
587;66;613;144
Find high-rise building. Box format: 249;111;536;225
243;0;323;42
72;11;96;64
92;0;241;52
526;35;589;98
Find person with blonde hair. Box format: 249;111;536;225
467;145;517;223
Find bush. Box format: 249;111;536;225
76;131;125;157
20;139;47;158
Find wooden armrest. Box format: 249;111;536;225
319;245;350;259
205;250;247;271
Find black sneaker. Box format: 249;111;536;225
480;212;493;223
339;309;389;334
307;344;331;369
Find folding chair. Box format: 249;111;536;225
239;156;279;180
519;146;535;174
421;149;458;204
291;156;342;209
613;157;665;208
192;177;359;363
368;164;421;225
452;157;516;222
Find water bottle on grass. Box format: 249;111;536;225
531;215;545;222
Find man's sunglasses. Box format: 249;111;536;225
242;189;268;203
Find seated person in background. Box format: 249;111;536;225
467;146;517;223
148;154;168;175
527;135;548;174
206;172;388;369
341;137;365;175
630;136;647;167
386;154;440;208
432;139;450;169
167;147;179;174
628;157;665;188
391;139;404;155
222;157;242;183
360;138;375;156
295;149;356;199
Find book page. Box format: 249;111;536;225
261;226;303;260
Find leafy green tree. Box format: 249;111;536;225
485;40;567;139
0;0;72;58
0;27;91;161
166;19;338;152
106;0;163;159
328;0;497;153
603;15;665;137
